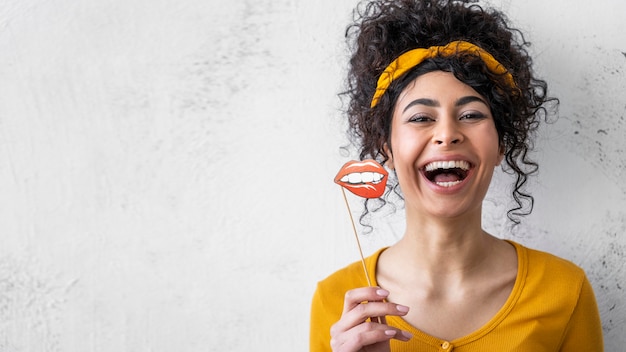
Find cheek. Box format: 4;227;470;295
389;141;428;187
487;139;503;166
390;129;424;160
476;123;502;162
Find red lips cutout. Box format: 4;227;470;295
334;159;388;198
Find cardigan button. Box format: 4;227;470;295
441;341;451;349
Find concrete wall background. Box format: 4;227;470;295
0;0;624;351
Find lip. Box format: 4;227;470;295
419;155;474;193
334;159;389;198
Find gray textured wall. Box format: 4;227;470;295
0;0;624;351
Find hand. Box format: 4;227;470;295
329;287;412;352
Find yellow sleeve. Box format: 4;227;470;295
559;275;604;351
310;251;382;351
310;282;338;352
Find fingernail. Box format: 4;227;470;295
384;330;397;336
376;289;389;297
401;330;413;340
396;305;410;313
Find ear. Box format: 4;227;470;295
383;143;394;170
496;144;505;166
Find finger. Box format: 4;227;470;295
331;301;410;337
341;287;390;314
331;321;413;351
330;327;392;352
369;315;385;325
348;300;410;324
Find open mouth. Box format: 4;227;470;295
423;160;471;188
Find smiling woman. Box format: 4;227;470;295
310;0;604;351
388;71;504;218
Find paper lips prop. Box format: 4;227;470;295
334;159;388;198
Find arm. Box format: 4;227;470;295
559;275;604;351
310;283;335;352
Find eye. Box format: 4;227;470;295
408;114;434;123
459;112;486;121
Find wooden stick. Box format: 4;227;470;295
340;186;384;325
340;186;373;287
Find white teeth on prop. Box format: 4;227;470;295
341;172;385;184
424;160;470;172
348;173;361;184
361;172;374;183
436;180;463;187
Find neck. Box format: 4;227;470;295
384;209;497;282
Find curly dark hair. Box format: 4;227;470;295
342;0;557;224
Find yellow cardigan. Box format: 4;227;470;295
310;241;603;351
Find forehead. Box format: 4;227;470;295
394;70;486;109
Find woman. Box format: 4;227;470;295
310;0;604;351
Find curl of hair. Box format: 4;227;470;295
342;0;557;224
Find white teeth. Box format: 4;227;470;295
340;172;384;184
424;160;470;172
436;180;463;187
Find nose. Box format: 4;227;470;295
432;117;463;146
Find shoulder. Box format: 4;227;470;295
315;247;386;298
510;241;589;313
313;247;386;313
505;241;603;348
513;241;586;281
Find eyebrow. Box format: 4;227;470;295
402;95;488;113
455;96;488;107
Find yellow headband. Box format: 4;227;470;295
370;40;516;108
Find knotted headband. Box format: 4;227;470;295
370;40;516;108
